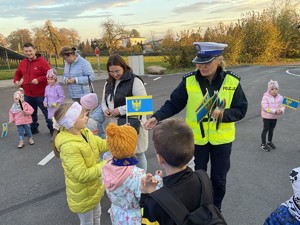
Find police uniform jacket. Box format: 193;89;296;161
152;66;247;125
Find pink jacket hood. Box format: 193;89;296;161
102;159;134;192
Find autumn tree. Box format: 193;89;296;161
267;0;300;57
0;33;8;47
240;10;282;63
203;22;244;65
7;29;32;51
161;29;202;68
101;18;127;55
130;29;140;37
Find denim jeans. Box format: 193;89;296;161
24;95;53;131
136;152;147;171
77;203;101;225
17;124;32;140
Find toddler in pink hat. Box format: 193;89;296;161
260;79;285;152
43;68;65;136
9;88;35;148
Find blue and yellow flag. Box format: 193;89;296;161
196;92;218;123
282;96;299;110
1;123;8;138
126;96;153;116
195;90;210;112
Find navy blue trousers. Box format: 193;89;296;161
24;95;53;131
194;142;232;210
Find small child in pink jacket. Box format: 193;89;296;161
9;88;35;149
260;80;285;152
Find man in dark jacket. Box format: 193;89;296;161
14;43;53;135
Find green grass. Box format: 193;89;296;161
0;56;193;80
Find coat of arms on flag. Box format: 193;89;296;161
282;96;299;110
126;96;153;116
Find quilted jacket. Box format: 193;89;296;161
55;127;107;213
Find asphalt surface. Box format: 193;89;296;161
0;65;300;225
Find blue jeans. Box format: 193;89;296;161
136;152;147;171
77;203;101;225
194;142;232;210
17;124;32;140
24;95;53;131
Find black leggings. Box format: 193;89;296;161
261;118;277;144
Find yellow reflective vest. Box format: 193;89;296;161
185;74;239;145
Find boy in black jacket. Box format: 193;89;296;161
140;118;202;225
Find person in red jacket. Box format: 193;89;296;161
13;43;54;135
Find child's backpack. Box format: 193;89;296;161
150;170;227;225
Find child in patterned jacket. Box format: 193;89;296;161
260;80;285;152
9;88;34;148
102;123;162;225
264;167;300;224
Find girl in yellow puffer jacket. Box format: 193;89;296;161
52;101;108;225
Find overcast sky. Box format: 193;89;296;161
0;0;298;41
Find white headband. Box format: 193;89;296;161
53;102;83;130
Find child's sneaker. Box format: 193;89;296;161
267;142;276;149
29;138;35;145
18;140;25;149
260;144;271;152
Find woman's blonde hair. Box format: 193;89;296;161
52;101;82;158
217;55;226;69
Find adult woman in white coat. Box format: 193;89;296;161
101;54;149;171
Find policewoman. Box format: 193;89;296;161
144;42;248;210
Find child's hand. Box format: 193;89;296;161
141;173;159;193
275;109;282;115
155;170;163;178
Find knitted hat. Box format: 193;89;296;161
268;80;279;91
46;68;58;81
106;123;138;159
290;167;300;204
14;88;24;102
80;93;98;110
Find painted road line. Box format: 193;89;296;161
153;77;161;81
286;69;300;77
38;151;55;166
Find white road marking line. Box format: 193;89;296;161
286;69;300;77
153;77;161;81
38;151;55;166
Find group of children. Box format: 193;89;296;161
8;73;297;224
9;68;105;148
51;99;195;225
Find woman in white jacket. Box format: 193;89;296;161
101;54;149;171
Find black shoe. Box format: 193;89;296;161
260;144;271;152
267;142;276;149
31;128;40;135
50;129;54;136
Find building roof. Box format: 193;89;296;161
0;45;25;61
